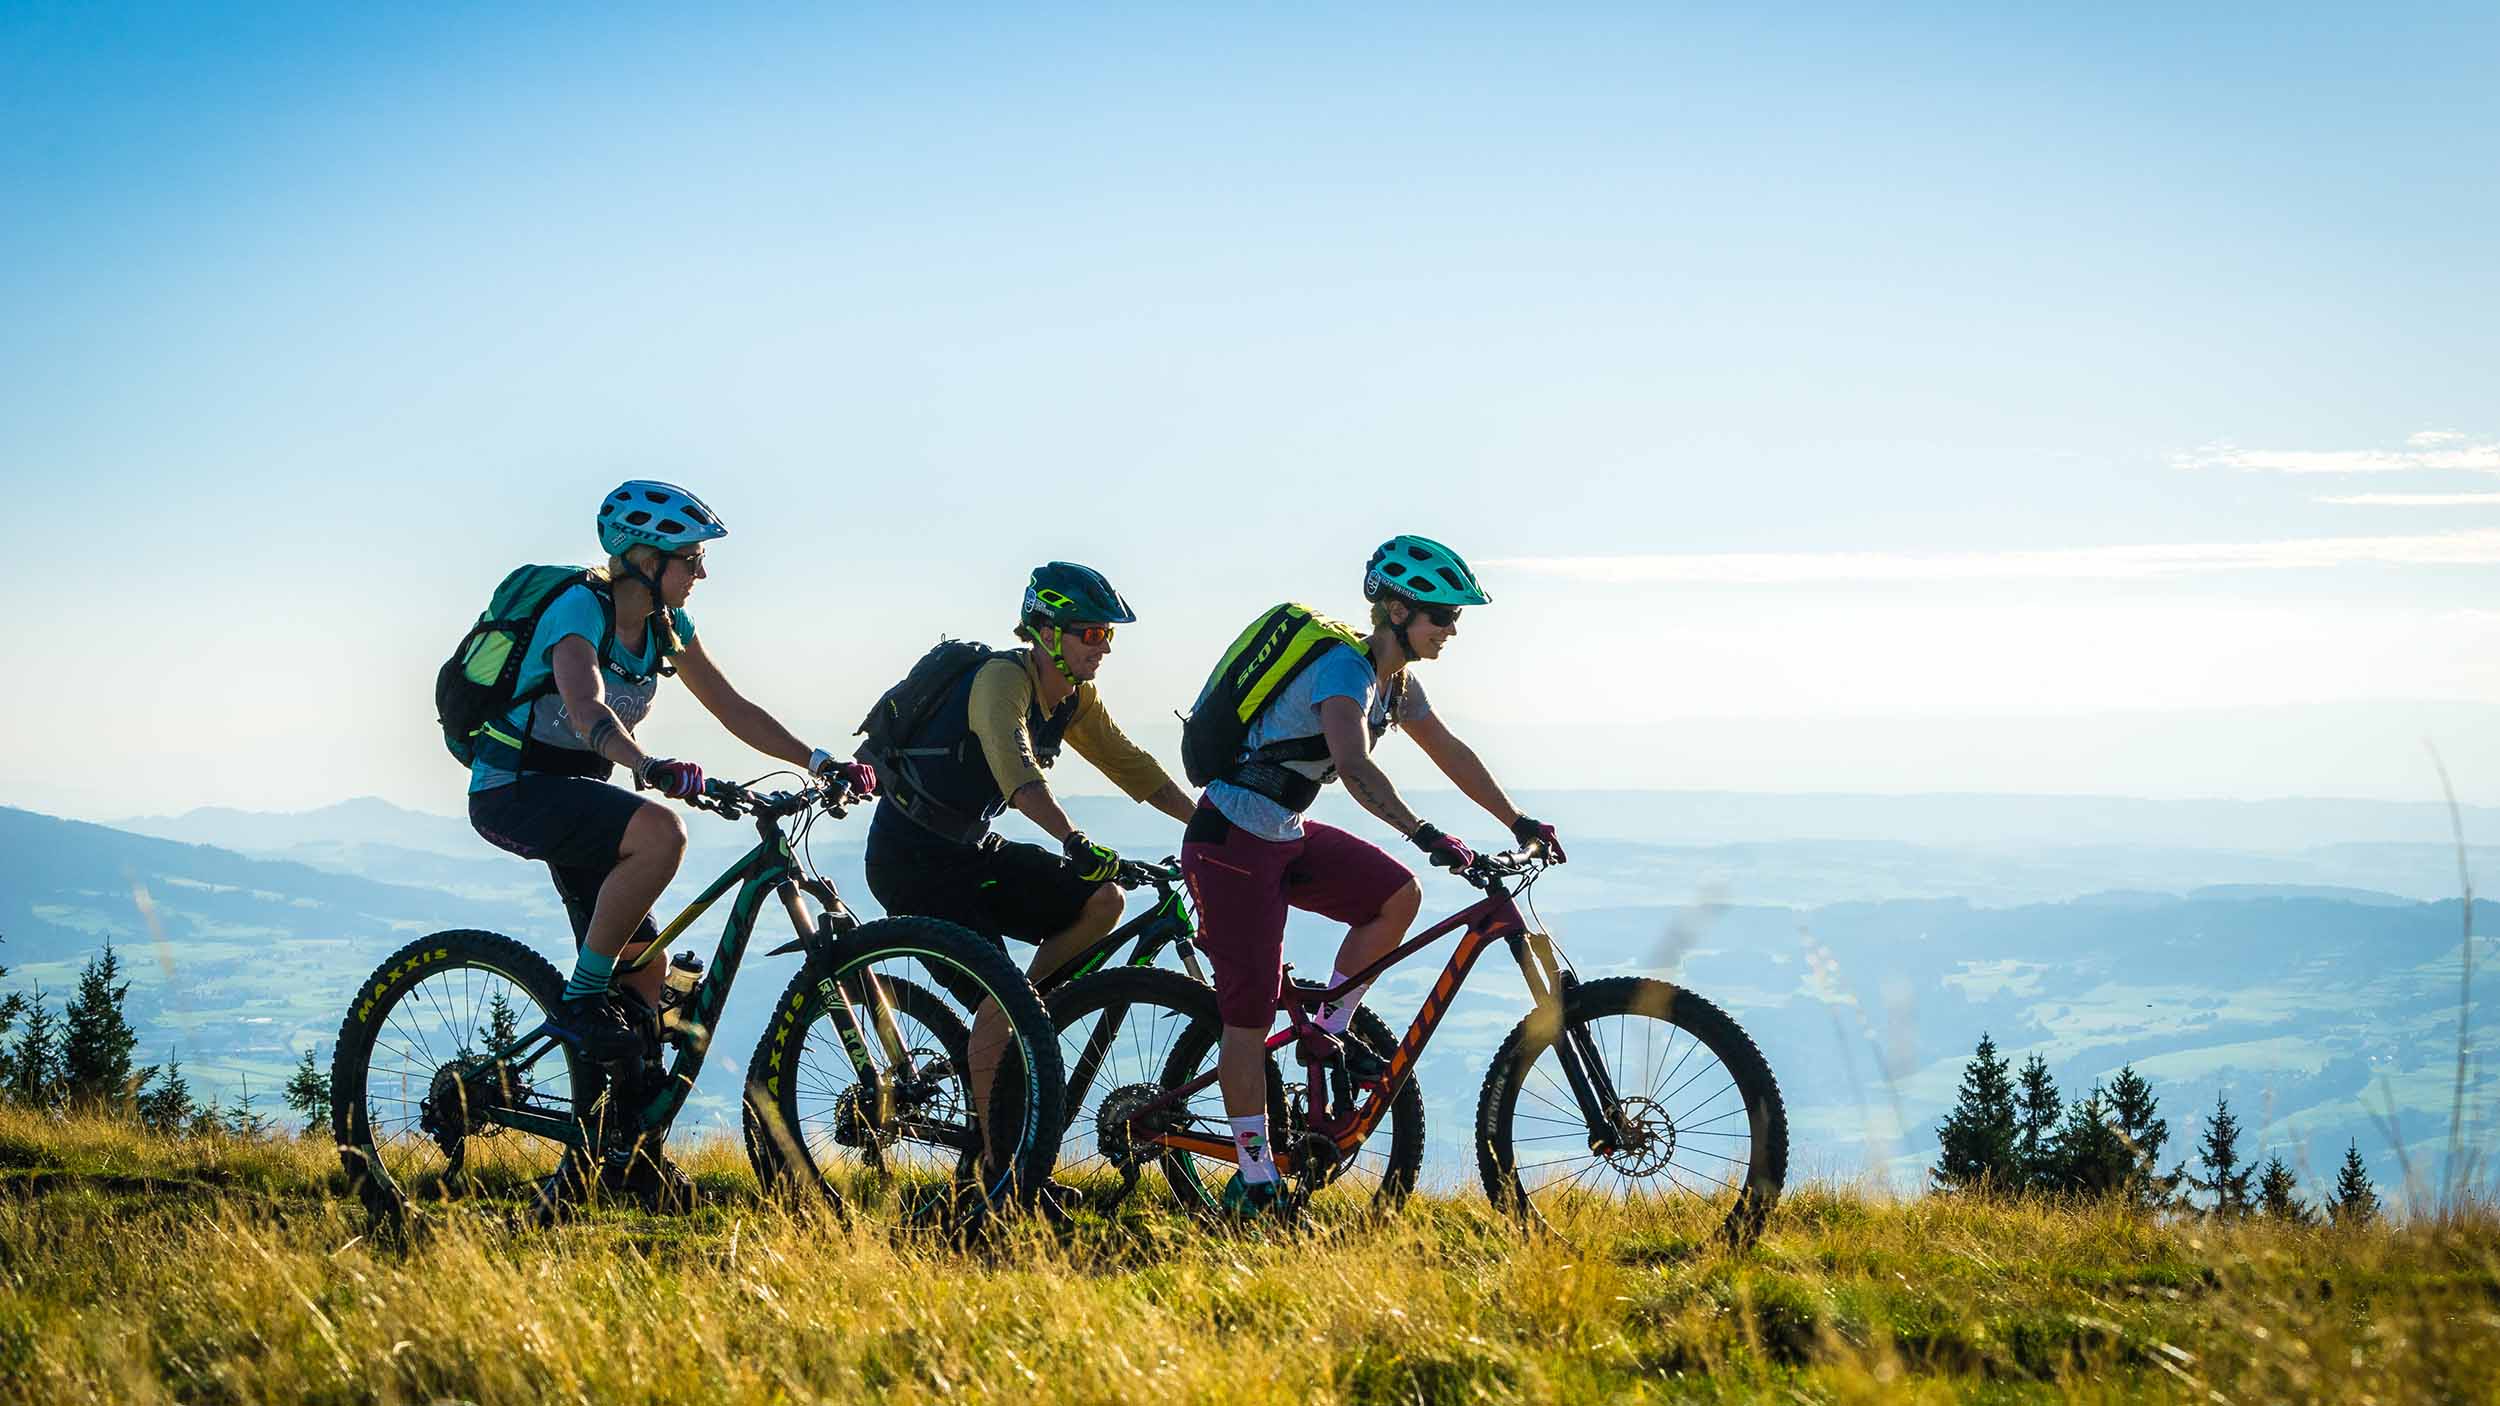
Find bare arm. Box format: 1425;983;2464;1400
1145;779;1198;825
1321;695;1424;837
1402;711;1524;829
1008;781;1079;844
551;635;653;773
671;635;813;769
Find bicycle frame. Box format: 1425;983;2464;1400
1126;870;1574;1176
1040;868;1207;994
469;798;918;1153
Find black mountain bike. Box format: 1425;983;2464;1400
742;855;1213;1196
1048;841;1788;1243
329;776;1064;1232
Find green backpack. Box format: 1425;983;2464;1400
1179;603;1371;791
433;565;607;766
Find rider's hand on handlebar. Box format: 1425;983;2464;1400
1063;830;1121;884
637;757;706;800
1509;814;1566;863
1410;822;1476;871
808;748;879;799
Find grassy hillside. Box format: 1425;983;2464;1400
0;1109;2493;1403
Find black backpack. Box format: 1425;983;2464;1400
853;640;1008;838
1178;603;1370;788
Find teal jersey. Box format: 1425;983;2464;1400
467;584;696;793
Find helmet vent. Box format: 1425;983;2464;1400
656;518;686;534
1405;545;1431;561
624;510;652;526
682;505;713;526
1435;568;1466;590
1382;562;1408;578
643;490;670;503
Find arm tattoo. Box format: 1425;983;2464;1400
586;716;620;759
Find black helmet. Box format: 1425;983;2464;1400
1021;562;1137;628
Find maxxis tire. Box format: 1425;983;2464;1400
740;971;965;1198
740;915;1064;1218
330;929;590;1229
1475;976;1786;1247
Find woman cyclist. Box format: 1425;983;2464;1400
1179;535;1568;1216
464;481;873;1196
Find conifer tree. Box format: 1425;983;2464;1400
1932;1033;2019;1193
2014;1054;2063;1190
2105;1065;2177;1206
62;939;142;1107
2256;1154;2312;1224
2186;1096;2254;1216
281;1046;332;1134
223;1073;273;1139
6;990;64;1110
2330;1140;2382;1227
137;1047;196;1134
2048;1083;2128;1195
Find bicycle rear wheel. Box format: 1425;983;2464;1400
330;930;597;1228
1476;976;1786;1245
743;916;1063;1222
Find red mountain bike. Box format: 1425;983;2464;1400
1046;840;1788;1241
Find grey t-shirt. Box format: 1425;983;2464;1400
1204;642;1431;842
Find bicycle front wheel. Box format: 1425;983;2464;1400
1477;976;1786;1245
330;929;597;1227
743;916;1063;1221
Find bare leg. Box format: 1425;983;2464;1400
585;802;687;1006
967;881;1126;1165
1326;878;1421;998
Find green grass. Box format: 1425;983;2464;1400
0;1107;2492;1404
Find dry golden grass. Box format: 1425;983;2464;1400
0;1106;2493;1404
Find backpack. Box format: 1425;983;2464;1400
1179;603;1372;789
853;639;1012;838
434;565;608;766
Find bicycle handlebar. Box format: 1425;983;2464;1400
1456;836;1554;889
1114;856;1184;892
683;775;872;823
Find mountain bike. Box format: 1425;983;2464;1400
1047;840;1788;1243
739;855;1236;1196
328;775;1064;1233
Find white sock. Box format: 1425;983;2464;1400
1230;1114;1278;1184
1315;968;1370;1036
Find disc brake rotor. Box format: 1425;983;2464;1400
1599;1095;1678;1178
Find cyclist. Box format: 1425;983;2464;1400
1179;535;1567;1217
465;481;874;1198
859;562;1197;1141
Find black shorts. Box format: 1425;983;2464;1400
470;774;661;951
864;831;1102;949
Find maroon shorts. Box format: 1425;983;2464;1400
1180;801;1416;1027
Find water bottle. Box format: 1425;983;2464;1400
659;950;705;1042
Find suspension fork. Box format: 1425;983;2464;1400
778;881;919;1122
1508;930;1630;1152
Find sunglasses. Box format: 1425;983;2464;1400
1415;604;1462;628
1063;624;1116;646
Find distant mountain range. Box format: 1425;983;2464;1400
13;795;2494;1202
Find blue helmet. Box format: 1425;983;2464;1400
597;481;728;558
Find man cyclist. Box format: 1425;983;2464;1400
859;562;1197;1151
466;480;875;1205
1179;535;1567;1217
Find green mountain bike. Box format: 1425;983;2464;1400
328;776;1064;1232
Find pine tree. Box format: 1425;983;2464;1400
2330;1140;2382;1227
1932;1033;2019;1193
2048;1083;2128;1196
6;990;64;1110
62;939;143;1108
482;992;522;1053
223;1073;273;1139
281;1046;332;1135
2256;1154;2312;1223
2014;1054;2063;1191
2105;1065;2177;1207
2186;1096;2254;1216
137;1047;196;1134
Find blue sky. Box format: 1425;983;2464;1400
6;3;2497;817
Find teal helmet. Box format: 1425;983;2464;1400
1364;535;1491;607
1021;561;1137;628
597;481;728;558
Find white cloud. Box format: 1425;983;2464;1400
2315;492;2500;507
2172;435;2500;474
1488;528;2500;585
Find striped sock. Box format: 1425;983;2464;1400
564;948;618;1004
